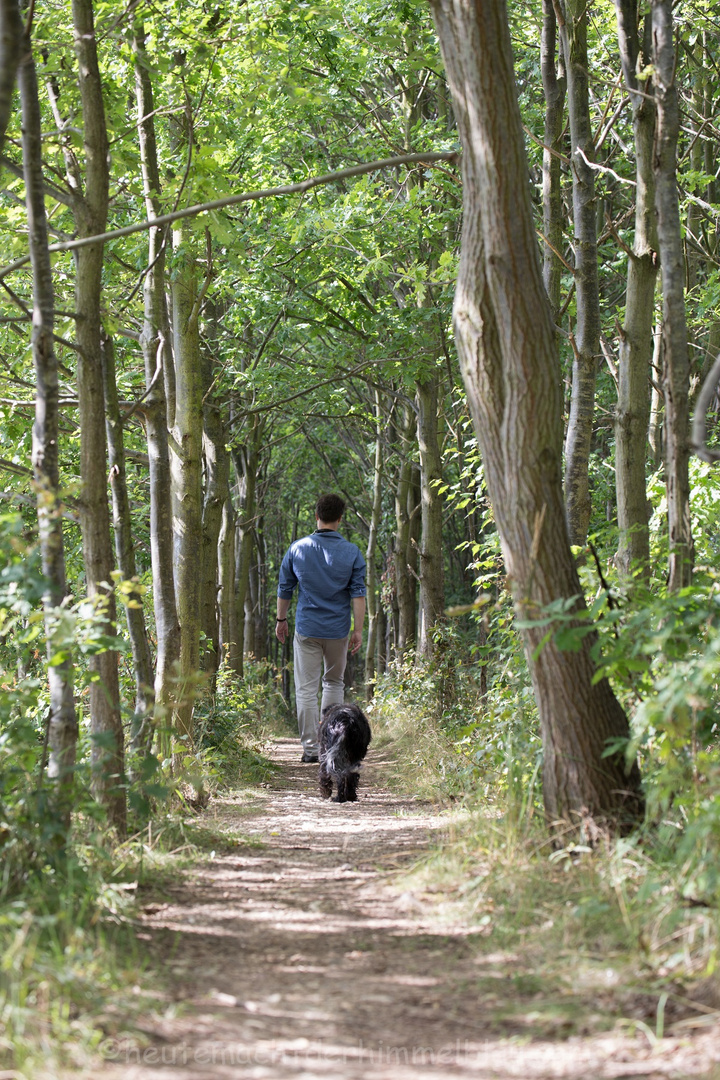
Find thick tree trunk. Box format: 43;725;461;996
652;0;693;589
614;3;657;575
365;391;384;695
540;0;566;318
431;0;643;827
133;22;181;720
393;407;419;655
100;330;154;745
170;223;204;745
416;373;445;658
557;0;600;547
72;0;125;835
19;22;78;826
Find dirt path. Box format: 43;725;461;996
89;738;720;1080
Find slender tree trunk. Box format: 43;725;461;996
431;0;643;827
540;0;566;319
652;0;693;589
100;330;154;745
19;20;78;826
253;521;268;661
394;407;418;654
648;319;664;468
133;22;181;721
170;220;204;744
245;563;257;657
416;373;445;658
72;0;125;835
557;0;600;547
199;308;230;684
365;391;384;695
614;3;658;575
218;494;238;671
233;424;260;674
0;0;22;150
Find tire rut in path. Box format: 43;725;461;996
94;737;720;1080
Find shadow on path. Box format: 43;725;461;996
87;738;720;1080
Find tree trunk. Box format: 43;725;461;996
133;21;181;722
365;390;384;695
19;20;78;827
199;308;230;684
613;2;658;576
253;519;268;661
72;0;125;835
170;220;204;745
0;0;22;150
233;420;261;674
416;373;445;658
218;494;238;671
430;0;643;827
540;0;566;319
648;318;664;467
652;0;693;589
393;406;418;654
557;0;601;547
100;329;154;746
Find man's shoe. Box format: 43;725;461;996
301;752;319;764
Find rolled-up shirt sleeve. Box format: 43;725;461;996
349;550;366;597
278;549;298;598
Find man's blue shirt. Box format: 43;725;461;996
278;530;366;639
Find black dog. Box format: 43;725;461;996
318;703;372;803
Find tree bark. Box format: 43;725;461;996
218;493;238;671
170;219;204;745
540;0;566;318
613;2;658;575
0;0;22;151
652;0;693;589
557;0;600;547
133;21;181;721
416;372;445;658
232;422;261;675
393;407;419;655
430;0;643;827
19;19;78;827
199;303;230;683
365;390;384;695
71;0;125;835
100;329;154;746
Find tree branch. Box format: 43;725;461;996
0;151;460;280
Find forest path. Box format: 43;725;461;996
87;737;720;1080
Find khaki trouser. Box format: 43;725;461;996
294;633;349;754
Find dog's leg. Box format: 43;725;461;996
345;772;359;802
335;774;348;803
319;765;333;799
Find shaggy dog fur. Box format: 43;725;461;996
318;702;372;803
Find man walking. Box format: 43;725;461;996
276;494;366;763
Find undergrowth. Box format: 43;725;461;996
0;660;281;1077
370;601;720;1004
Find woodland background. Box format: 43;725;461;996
1;0;720;1069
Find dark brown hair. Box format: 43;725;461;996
315;493;345;523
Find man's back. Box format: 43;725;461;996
278;529;365;639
